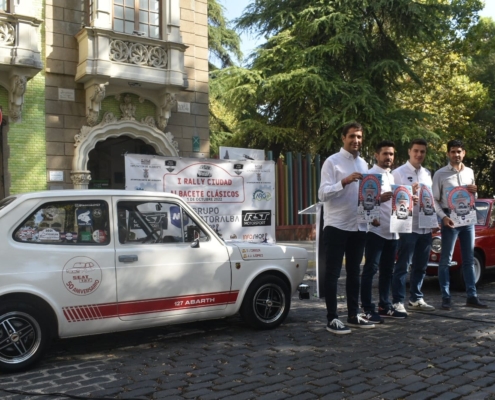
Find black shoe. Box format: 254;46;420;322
347;314;375;329
362;311;384;324
466;297;488;309
379;307;407;319
326;318;351;335
441;297;451;310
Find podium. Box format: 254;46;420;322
298;203;325;298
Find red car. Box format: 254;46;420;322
427;199;495;289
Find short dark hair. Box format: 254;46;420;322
409;138;427;149
447;139;464;152
375;140;395;153
342;122;363;137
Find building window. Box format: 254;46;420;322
114;0;160;39
0;0;12;12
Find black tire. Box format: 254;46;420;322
451;250;484;291
0;301;51;373
240;275;291;330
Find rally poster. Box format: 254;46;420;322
446;186;476;227
357;174;381;223
390;184;413;233
418;183;439;229
124;154;276;243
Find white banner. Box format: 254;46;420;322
219;146;265;160
125;154;276;242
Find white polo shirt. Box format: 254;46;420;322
318;148;368;231
392;161;432;234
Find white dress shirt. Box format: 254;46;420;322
432;163;476;220
392;161;432;234
368;165;398;240
318;148;368;231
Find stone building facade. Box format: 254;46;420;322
0;0;208;197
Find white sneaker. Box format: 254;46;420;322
393;302;408;314
409;298;435;311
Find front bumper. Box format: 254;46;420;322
427;261;458;268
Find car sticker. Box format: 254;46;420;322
92;230;107;243
62;291;240;322
76;209;93;226
38;228;60;241
62;256;102;296
79;231;92;242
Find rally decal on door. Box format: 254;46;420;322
62;291;239;322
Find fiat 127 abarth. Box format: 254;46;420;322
0;190;308;372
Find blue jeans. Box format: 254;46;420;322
323;226;366;321
361;232;398;312
438;223;477;299
392;232;432;304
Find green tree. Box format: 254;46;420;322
212;0;484;159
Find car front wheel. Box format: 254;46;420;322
0;302;51;372
240;275;291;330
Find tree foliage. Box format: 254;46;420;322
211;0;485;162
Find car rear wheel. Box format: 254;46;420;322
240;275;291;330
451;250;484;290
0;302;51;372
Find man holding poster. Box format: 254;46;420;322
432;139;487;310
391;139;436;313
318;122;374;334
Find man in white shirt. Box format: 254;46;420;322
360;141;407;324
432;139;487;310
318;122;374;334
391;139;436;313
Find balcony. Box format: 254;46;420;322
75;27;188;90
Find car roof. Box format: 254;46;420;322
8;190;182;201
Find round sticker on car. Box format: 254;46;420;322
62;256;102;296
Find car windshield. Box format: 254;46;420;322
0;196;16;211
475;201;489;226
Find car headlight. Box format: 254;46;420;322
431;237;441;253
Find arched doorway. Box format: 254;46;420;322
87;136;157;189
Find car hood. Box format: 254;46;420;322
225;241;308;261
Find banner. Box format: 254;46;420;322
446;185;476;227
357;174;382;223
418;183;439;229
219;146;265;160
390;184;413;233
125;154;276;242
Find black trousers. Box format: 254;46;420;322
323;226;366;321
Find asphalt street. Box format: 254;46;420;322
1;241;495;399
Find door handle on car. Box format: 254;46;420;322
119;255;138;263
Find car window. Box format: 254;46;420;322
14;200;110;245
475;201;489;226
117;201;209;244
0;196;16;211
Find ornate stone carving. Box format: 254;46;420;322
109;39;168;68
9;75;27;122
0;21;15;45
70;172;92;189
141;116;157;128
120;94;136;120
86;83;107;126
74;125;92;147
101;112;117;125
158;93;177;131
165;132;180;152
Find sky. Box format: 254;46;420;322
221;0;495;64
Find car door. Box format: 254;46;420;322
113;196;233;321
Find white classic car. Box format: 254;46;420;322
0;190;308;372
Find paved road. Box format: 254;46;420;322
1;243;495;399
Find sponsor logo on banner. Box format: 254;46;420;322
233;164;243;175
165;160;176;172
170;205;188;228
141;159;151;165
242;210;272;227
252;189;272;201
144;169;149;178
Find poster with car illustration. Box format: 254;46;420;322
357;174;381;223
418;183;439;229
390;184;413;233
446;186;476;226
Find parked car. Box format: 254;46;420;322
0;190;308;372
427;199;495;288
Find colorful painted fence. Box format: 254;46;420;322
268;152;322;228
